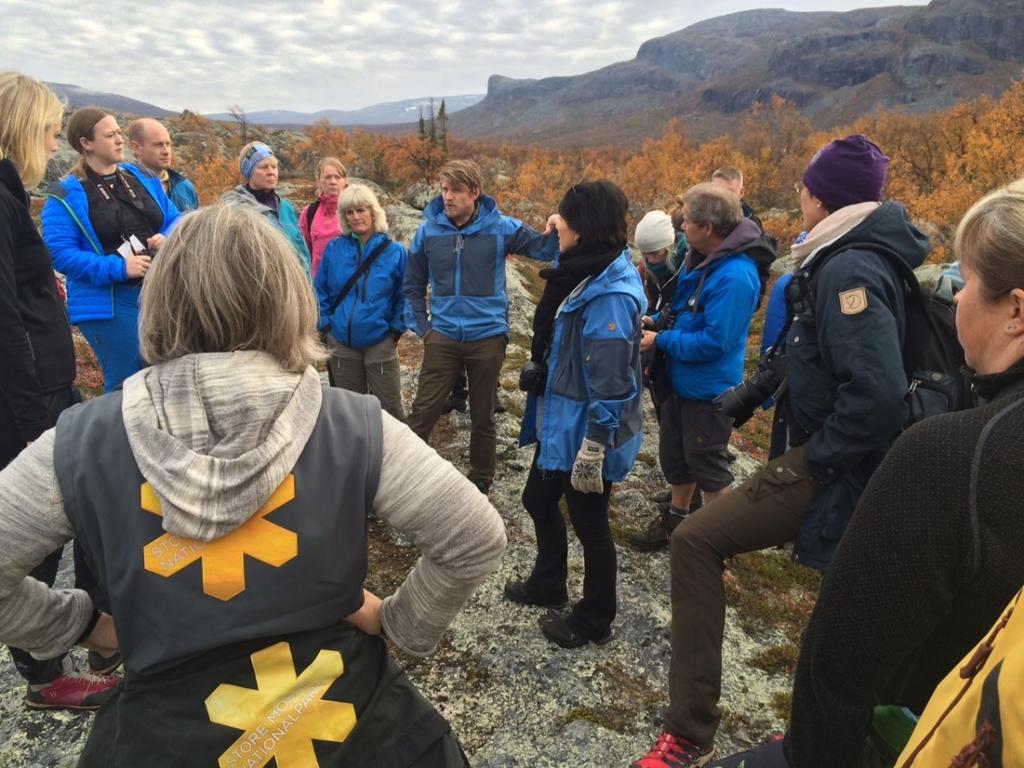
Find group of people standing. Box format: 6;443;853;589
0;67;1022;768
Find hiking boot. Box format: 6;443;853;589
503;580;568;611
538;613;611;649
25;662;120;711
650;489;672;504
632;733;716;767
87;650;122;676
629;510;684;552
472;479;491;495
443;392;468;414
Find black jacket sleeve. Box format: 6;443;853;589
0;195;50;443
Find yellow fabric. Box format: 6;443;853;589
897;588;1023;767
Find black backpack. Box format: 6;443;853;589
801;242;969;427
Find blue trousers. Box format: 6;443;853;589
78;286;144;392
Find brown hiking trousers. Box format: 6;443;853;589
405;331;506;485
665;445;818;748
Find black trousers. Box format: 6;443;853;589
1;386;101;684
521;444;616;635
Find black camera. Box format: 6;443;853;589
713;349;787;428
519;361;547;396
647;306;678;332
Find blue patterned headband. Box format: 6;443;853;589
240;143;274;180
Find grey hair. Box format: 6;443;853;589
139;204;325;373
956;178;1024;303
337;183;388;234
682;182;743;238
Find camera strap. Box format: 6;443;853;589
85;166;148;247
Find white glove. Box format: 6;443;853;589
570;438;606;494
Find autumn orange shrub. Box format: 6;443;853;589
191;155;239;205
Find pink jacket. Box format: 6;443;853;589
299;195;342;278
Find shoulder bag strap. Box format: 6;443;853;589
328;238;391;316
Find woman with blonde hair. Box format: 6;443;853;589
0;202;503;765
40;106;179;391
0;71;120;709
314;183;408;418
222;140;311;273
299;156;347;277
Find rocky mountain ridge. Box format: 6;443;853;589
449;0;1024;146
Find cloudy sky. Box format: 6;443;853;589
3;0;928;114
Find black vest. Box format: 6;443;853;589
57;388;459;767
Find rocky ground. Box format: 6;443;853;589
0;256;819;768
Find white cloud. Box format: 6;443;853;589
0;0;930;113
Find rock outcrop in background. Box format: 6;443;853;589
448;0;1024;146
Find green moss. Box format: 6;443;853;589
364;519;420;597
635;451;657;467
770;690;793;723
724;551;821;646
559;662;662;733
562;706;629;732
504;398;526;420
748;642;800;675
511;258;546;304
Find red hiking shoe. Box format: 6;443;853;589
632;732;717;767
25;665;120;711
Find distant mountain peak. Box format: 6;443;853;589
450;0;1024;147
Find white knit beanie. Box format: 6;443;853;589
634;210;675;253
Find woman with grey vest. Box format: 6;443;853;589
0;203;505;766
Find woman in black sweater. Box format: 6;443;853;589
714;180;1024;768
0;71;119;710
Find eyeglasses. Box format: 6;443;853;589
793;181;804;194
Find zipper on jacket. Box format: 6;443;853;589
454;232;465;340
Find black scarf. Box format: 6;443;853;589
247;185;280;214
530;242;622;364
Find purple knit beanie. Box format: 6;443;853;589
802;134;890;211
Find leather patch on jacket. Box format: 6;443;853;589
838;287;868;315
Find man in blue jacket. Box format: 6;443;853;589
632;183;773;551
404;160;559;493
127;119;199;213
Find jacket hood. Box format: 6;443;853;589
425;193;500;232
824;201;930;270
222;185;275;217
121;352;323;542
690;218;777;307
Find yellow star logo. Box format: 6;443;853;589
141;475;298;601
206;641;356;768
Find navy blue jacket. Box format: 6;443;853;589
783;202;930;569
403;194;559;341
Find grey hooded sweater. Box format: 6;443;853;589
0;351;506;660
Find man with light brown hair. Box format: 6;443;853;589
711;166;762;232
403;159;559;493
127;118;198;212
